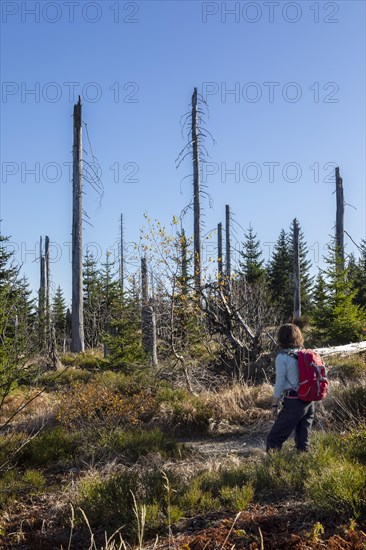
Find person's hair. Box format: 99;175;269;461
277;323;304;348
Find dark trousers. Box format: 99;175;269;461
266;398;315;452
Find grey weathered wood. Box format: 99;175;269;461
141;257;158;366
225;205;231;294
192;88;201;300
71;96;85;352
180;228;188;295
120;213;124;296
45;235;50;340
38;236;45;315
217;222;223;282
315;341;366;358
335;166;345;271
293;218;301;319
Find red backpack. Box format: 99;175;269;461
294;349;328;402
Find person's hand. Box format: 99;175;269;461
271;405;278;420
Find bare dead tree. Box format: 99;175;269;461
71;96;85;352
293;218;301;319
180;228;188;295
225;205;231;295
335;166;345;271
120;213;124;297
192;87;202;302
217;222;223;282
141;257;158;366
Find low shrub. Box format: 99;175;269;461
56;382;140;430
329;355;366;381
305;457;366;519
18;426;78;467
181;468;254;514
75;467;177;540
0;469;46;510
38;367;93;389
98;427;185;463
155;387;212;435
328;382;366;425
253;448;309;500
60;351;107;370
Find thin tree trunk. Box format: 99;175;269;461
71;96;85;352
192;87;201;302
141;257;158;366
38;236;46;348
45;235;50;345
217;222;223;282
181;228;188;295
293;218;301;319
335;166;345;271
120;213;124;297
225;205;231;295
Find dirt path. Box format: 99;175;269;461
182;432;268;461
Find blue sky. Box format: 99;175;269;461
1;0;365;303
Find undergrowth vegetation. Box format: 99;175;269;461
1;352;366;547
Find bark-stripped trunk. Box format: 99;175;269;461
181;228;188;295
335;166;345;271
141;257;158;366
217;222;223;282
71;96;85;352
38;236;46;347
293;218;301;319
192;88;201;302
120;213;124;297
225;205;231;295
45;235;50;343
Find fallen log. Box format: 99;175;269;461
315;341;366;358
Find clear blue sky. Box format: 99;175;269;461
1;0;365;304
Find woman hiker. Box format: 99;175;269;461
267;323;315;452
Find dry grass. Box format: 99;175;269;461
203;382;273;432
0;389;58;431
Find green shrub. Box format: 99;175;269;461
342;425;366;464
0;469;45;509
329;355;366;381
98;427;185;463
330;383;366;424
38;367;93;388
305;458;366;519
180;468;253;514
253;448;309;500
156;387;212;434
60;351;107;370
75;468;176;539
0;432;26;469
18;426;78;467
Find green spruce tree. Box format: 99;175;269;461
237;224;265;285
52;286;66;350
267;229;293;319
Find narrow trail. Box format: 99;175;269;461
182;432;268;462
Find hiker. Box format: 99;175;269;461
266;323;315;452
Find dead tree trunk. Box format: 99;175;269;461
180;228;188;295
45;235;50;344
71;96;85;353
192;87;201;302
217;222;223;282
225;205;231;295
120;213;124;297
38;236;46;347
335;166;345;271
141;257;158;366
293;218;301;319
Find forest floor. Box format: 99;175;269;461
1;353;366;549
2;432;366;549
